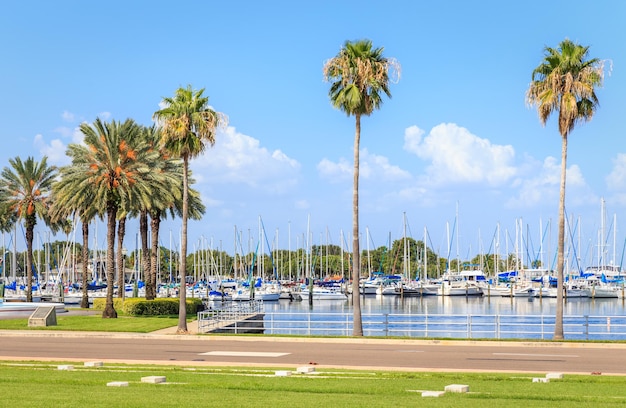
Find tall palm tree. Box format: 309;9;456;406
0;156;57;302
526;39;606;340
323;40;400;336
153;85;226;334
65;118;159;318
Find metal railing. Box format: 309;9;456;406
261;312;626;341
197;300;264;333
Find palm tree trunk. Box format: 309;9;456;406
150;211;161;301
352;114;363;336
140;211;151;299
25;219;35;303
116;216;126;299
554;135;568;340
177;156;189;333
80;219;90;308
102;204;118;318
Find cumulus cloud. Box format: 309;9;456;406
606;153;626;205
606;153;626;191
403;123;517;186
505;156;592;209
192;126;301;194
61;111;75;122
33;134;70;165
317;157;351;182
317;149;410;183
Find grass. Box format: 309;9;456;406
0;311;184;332
1;361;625;407
2;312;626;406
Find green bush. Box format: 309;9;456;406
91;297;203;316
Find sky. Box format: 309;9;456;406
1;0;625;269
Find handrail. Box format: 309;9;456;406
262;312;626;341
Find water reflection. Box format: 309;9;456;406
263;295;626;316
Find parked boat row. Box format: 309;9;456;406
3;263;625;305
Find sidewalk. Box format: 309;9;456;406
150;320;199;335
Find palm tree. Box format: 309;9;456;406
65;118;159;318
52;163;101;308
153;85;227;334
526;39;606;340
323;40;400;336
135;124;182;300
0;156;57;302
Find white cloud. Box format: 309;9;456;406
606;153;626;191
403;123;517;186
192;126;301;194
317;158;351;182
61;111;75;122
98;111;111;120
606;154;626;205
295;199;310;210
33;134;70;165
360;149;412;181
505;156;592;209
317;149;410;183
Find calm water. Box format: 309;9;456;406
262;294;626;317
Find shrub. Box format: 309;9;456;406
91;297;204;316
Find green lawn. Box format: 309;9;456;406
0;312;182;332
2;312;626;406
1;361;625;407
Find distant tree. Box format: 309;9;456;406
323;40;400;336
526;39;606;340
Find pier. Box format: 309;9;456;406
197;300;265;334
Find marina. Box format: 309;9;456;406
200;294;626;341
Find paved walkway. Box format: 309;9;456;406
151;320;199;334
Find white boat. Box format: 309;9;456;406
438;279;484;296
375;284;399;296
583;277;620;299
207;290;233;302
298;287;348;301
537;281;588;298
232;288;280;301
438;269;485;296
490;284;534;297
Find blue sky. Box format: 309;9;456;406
1;1;625;269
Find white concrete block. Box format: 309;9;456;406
57;365;74;370
275;370;292;376
546;372;563;380
141;376;166;384
84;361;103;367
444;384;469;393
422;391;445;397
297;366;316;374
532;377;549;383
107;381;129;387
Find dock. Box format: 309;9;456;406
197;300;265;334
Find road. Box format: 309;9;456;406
0;330;624;375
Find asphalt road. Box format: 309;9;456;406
1;330;625;375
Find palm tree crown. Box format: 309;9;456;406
324;40;400;117
526;38;605;138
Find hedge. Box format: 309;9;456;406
92;297;204;316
